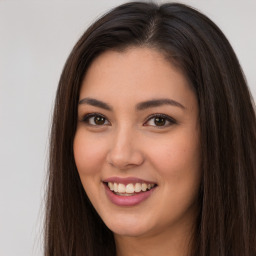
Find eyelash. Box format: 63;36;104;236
144;113;177;127
81;113;110;126
81;113;177;128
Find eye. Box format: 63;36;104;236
81;113;110;126
144;114;176;127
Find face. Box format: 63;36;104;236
73;47;201;239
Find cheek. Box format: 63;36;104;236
147;131;201;221
73;130;108;207
73;130;107;176
146;130;201;181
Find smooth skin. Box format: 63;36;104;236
73;47;201;256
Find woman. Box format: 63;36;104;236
44;2;256;256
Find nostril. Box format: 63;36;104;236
106;150;144;169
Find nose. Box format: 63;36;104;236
106;126;144;170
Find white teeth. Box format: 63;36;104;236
107;182;155;194
141;183;147;192
114;183;118;192
126;184;135;193
118;183;126;193
109;182;114;191
134;183;142;192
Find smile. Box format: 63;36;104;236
107;182;156;195
103;177;158;206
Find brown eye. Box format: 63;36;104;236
82;114;110;126
144;114;177;128
154;117;166;126
94;116;106;125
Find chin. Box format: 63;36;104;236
111;225;150;238
103;213;154;237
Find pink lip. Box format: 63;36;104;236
103;176;156;186
103;182;157;207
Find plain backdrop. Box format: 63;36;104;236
0;1;255;255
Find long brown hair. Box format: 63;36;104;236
44;2;256;255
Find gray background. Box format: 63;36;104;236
0;1;255;255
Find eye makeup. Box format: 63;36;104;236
80;112;177;128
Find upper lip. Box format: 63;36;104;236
103;176;157;186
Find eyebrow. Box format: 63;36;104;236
136;98;185;110
78;98;113;111
78;97;185;111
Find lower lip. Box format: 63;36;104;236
104;183;156;206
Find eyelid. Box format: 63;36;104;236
81;112;111;126
80;112;177;128
143;113;177;127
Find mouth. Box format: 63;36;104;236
104;181;157;196
103;177;158;206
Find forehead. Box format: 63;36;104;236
80;47;195;108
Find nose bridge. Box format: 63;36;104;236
113;124;131;150
107;124;144;169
